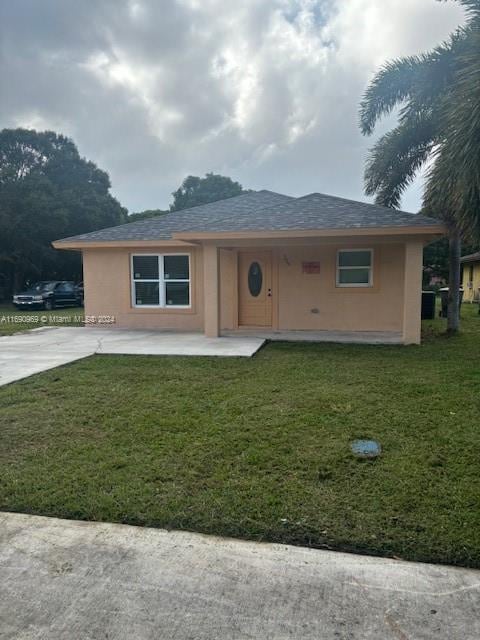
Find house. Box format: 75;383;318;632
53;190;445;345
461;252;480;303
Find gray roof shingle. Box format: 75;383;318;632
56;191;292;243
55;190;442;244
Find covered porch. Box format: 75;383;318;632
191;232;426;345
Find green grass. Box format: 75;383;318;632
1;304;479;567
0;303;84;335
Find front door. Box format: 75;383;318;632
238;251;273;327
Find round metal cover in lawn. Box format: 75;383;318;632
350;439;381;458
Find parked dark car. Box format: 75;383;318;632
13;281;82;310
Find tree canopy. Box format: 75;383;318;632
0;128;127;294
128;209;168;222
128;173;249;222
170;173;248;211
0;130;249;297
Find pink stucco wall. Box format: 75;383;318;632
82;239;421;339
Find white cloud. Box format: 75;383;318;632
0;0;466;212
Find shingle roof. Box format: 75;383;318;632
56;191;292;243
460;251;480;263
177;192;441;234
55;190;442;244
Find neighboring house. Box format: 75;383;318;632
53;190;445;344
461;252;480;303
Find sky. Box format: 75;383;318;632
0;0;466;214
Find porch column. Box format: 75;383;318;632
403;240;423;345
203;244;220;338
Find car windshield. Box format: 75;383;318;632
30;282;56;292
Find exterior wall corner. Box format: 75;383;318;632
402;241;423;345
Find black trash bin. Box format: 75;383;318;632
421;291;436;320
439;287;464;317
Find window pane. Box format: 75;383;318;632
248;262;263;297
163;255;189;280
133;256;159;280
338;268;370;285
165;282;189;306
163;256;190;280
135;282;159;305
338;250;371;267
56;283;74;293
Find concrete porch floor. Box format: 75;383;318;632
224;329;404;344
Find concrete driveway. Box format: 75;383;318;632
0;327;265;387
1;513;479;640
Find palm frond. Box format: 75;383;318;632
360;56;426;135
360;34;463;136
364;113;436;208
423;19;480;240
437;0;480;7
457;0;480;16
423;148;480;239
361;0;479;234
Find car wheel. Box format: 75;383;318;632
44;299;54;311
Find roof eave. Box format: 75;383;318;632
460;255;480;264
52;239;196;250
52;223;446;250
172;224;447;242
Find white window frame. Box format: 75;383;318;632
131;253;191;308
336;249;373;288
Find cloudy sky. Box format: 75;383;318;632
0;0;466;213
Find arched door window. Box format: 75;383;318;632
248;262;263;297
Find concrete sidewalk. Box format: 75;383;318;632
0;327;265;387
1;512;479;639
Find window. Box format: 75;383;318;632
32;282;56;292
132;254;190;307
248;262;263;297
55;283;75;293
336;249;373;287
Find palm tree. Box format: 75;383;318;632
359;0;480;333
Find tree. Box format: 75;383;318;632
127;174;249;223
423;239;450;287
0;129;127;293
170;173;247;211
423;238;480;289
359;0;480;332
128;209;168;222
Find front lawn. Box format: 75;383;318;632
0;303;84;335
0;305;479;567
